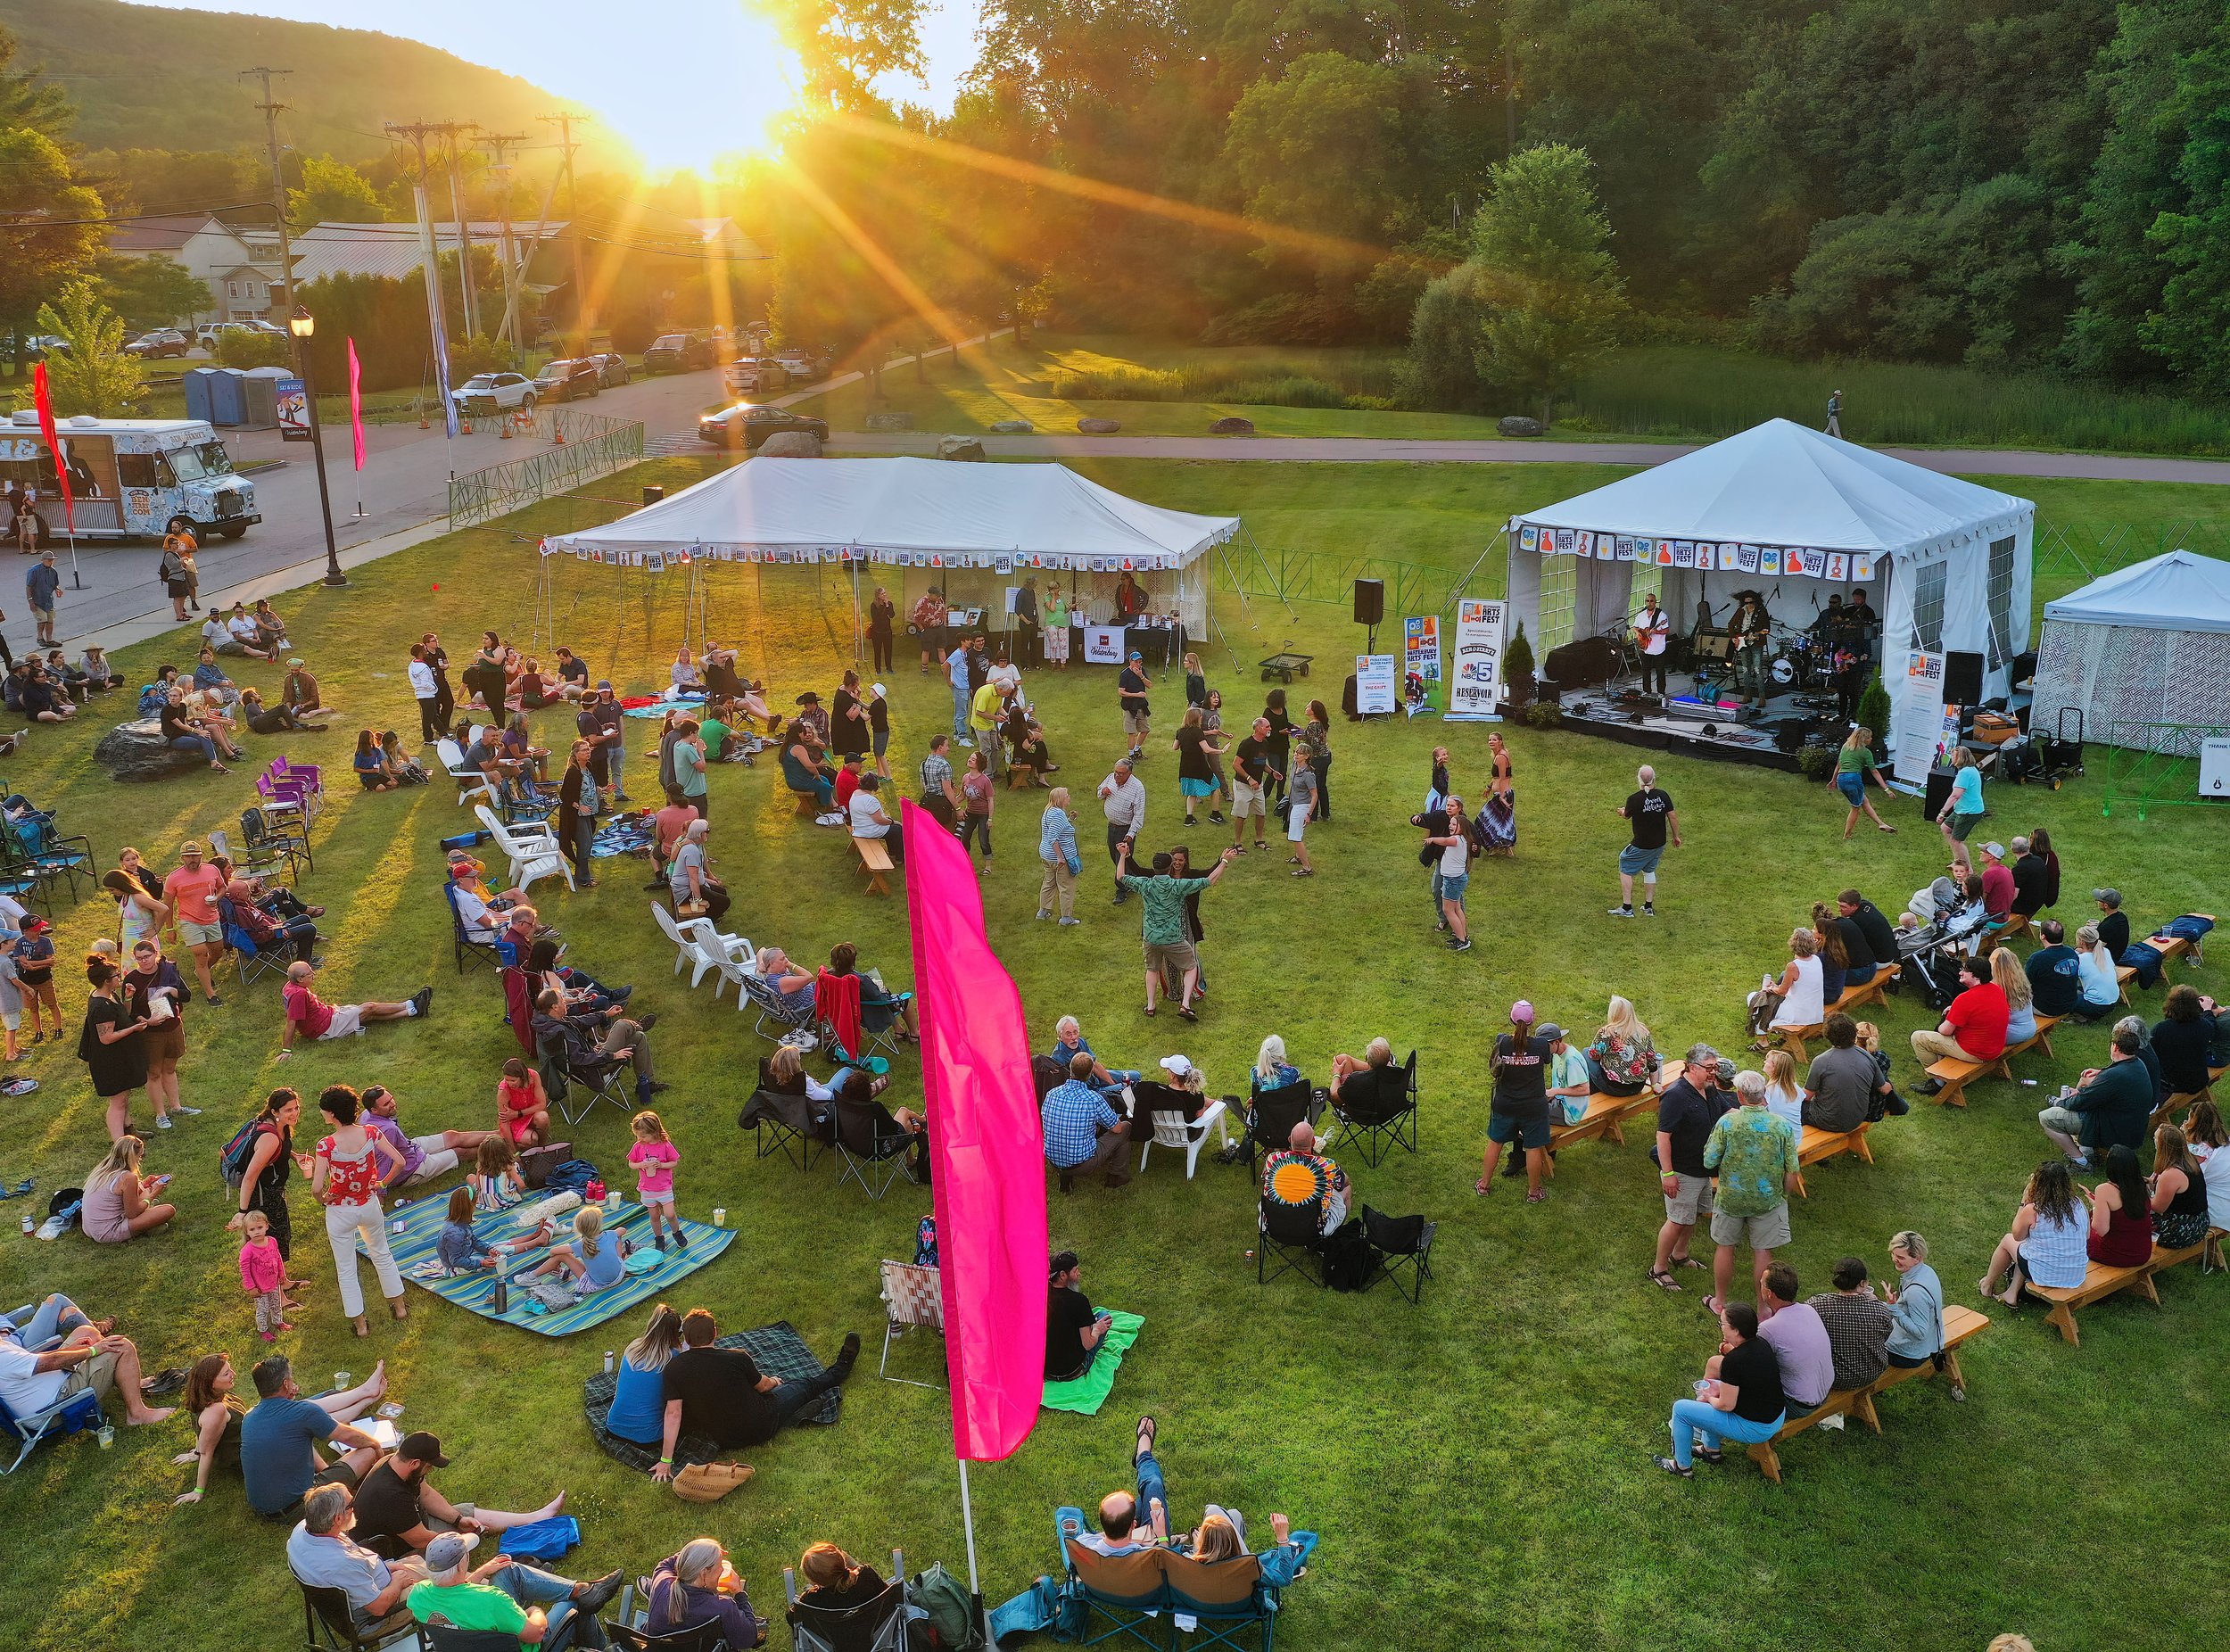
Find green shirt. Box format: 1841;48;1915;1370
701;717;731;753
1836;744;1878;776
1119;872;1212;946
408;1580;528;1640
1702;1106;1798;1217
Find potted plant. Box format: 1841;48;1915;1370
1502;621;1535;711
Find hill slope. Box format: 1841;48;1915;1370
0;0;630;166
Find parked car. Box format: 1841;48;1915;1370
698;401;830;450
21;334;70;359
450;372;538;415
772;347;829;381
124;328;191;359
592;351;632;387
723;356;789;397
533;358;603;401
644;332;716;374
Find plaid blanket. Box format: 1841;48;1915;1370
582;1322;839;1474
372;1187;731;1337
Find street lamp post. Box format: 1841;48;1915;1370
288;305;347;588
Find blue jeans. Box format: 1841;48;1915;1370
1134;1448;1169;1532
766;1365;847;1433
5;1293;88;1350
170;731;218;762
953;685;971;740
1668;1399;1782;1468
608;737;628;798
486;1562;607;1650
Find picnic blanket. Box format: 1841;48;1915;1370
369;1190;731;1337
622;694;707;719
589;813;657;859
582;1322;841;1473
1043;1309;1143;1417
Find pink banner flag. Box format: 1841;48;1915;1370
346;338;366;472
904;798;1047;1462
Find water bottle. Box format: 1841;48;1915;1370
491;1272;509;1315
603;1350;615;1375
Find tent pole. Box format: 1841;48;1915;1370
1243;525;1295;622
1442;525;1507;617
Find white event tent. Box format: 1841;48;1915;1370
2030;550;2230;746
1506;418;2034;771
544;456;1243;634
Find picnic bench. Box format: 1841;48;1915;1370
2114;913;2216;1002
1924;1014;2061;1108
792;790;820;817
2028;1258;2160;1347
1547;1087;1658;1153
1747;1304;1989;1483
1989;913;2032;945
1007;762;1036;791
1792;1120;1873;1198
852;836;894;896
1772;965;1901;1059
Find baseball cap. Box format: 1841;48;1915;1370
2092;888;2121;907
1159;1053;1195;1078
286;657;305;666
398;1430;450;1466
1538;1023;1564;1042
1980;841;2006;858
1127;650;1143;660
179;840;202;855
425;1532;479;1574
1509;1000;1534;1023
596;679;614;690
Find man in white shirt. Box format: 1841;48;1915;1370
0;1314;173;1431
1096;757;1146;905
847;772;904;865
1631;595;1671;695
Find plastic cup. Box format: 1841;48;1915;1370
96;1425;115;1450
712;1209;726;1227
333;1371;351;1392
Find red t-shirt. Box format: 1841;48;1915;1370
653;803;698;855
1945;982;2010;1060
283;982;334;1040
834;767;862;812
1980;863;2015;919
163;863;226;926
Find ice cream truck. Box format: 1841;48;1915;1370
0;413;260;544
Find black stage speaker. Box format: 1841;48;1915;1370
1944;649;1984;706
1352;579;1384;626
641;484;665;507
1545;635;1620;689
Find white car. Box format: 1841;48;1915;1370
450;372;539;413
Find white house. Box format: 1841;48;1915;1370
105;214;291;322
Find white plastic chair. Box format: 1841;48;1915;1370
687;929;754;1000
473;804;571;896
438;739;497;808
1137;1097;1230;1179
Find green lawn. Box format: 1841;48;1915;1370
0;454;2225;1652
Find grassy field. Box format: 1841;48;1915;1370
0;453;2225;1652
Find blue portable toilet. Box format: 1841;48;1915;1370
202;368;248;427
182;367;221;422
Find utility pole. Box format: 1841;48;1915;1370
385;122;459;441
481;132;531;358
540;112;590;343
242;65;299;368
440;124;482;339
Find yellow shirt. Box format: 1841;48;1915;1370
970;683;1003;732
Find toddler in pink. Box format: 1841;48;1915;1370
238;1210;291;1339
627;1110;681;1251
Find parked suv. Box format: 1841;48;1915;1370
533;358;603;401
450;372;538;415
592;351;632;387
644;333;715;374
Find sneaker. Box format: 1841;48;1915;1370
1915;1078;1945;1096
1450;938;1473;952
956;738;974;748
1642;903;1656;917
653;1235;666;1252
1209;812;1226;825
673;1228;688;1249
1651;1455;1694;1479
170;1104;202;1117
1608;904;1633;918
409;987;434;1018
155;1113;173;1130
640;1080;671;1097
1059;916;1081;926
636;1012;661;1033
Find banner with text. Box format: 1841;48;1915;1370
1448;599;1506;721
1083;624;1126;665
1403;615;1441;711
1893;648;1946;785
1355;654;1399;715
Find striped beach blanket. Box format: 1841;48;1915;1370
368;1188;732;1337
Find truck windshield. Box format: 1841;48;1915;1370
169;442;235;482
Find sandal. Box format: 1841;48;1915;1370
1176;1004;1198;1022
1473;1178;1491;1194
1135;1415;1156;1464
1142;1005;1156;1018
1674;1257;1706;1271
1646;1268;1682;1293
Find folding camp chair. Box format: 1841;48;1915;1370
606;1622;728;1652
219;899;291;993
0;1376;103;1475
832;1091;916;1201
1056;1525;1169;1652
536;1024;631;1127
240;805;311;880
1361;1205;1437;1305
1244;1080;1320;1173
878;1260;945;1385
299;1582;417;1651
1326;1051;1419;1168
1257;1183;1327;1288
736;1086;828;1170
742;971;816;1045
784;1549;911;1652
415;1628;525;1652
444;883;513;975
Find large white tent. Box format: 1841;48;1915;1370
545;456;1242;633
1506;419;2035;772
2030;550;2230;746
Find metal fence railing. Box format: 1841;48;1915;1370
448;411;646;527
2101;720;2230;820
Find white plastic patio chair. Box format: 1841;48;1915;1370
1137;1097;1231;1180
473;804;571;897
438;739;499;808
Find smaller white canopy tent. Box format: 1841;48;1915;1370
1506;419;2034;768
544;456;1241;633
2031;550;2230;745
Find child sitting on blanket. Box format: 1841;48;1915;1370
524;1203;632;1297
437;1185;546;1273
470;1136;526;1212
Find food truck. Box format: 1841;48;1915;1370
0;413;261;543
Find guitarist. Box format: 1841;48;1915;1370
1630;595;1671;696
1731;591;1772;709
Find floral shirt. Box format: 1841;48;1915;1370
1588;1029;1656;1086
316;1134;386;1208
1702;1106;1798;1217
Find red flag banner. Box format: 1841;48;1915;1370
30;364;74;533
903;798;1047;1461
347;338;366;472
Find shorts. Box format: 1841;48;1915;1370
872;730;890;757
638;1188;675;1210
403;1144;459;1184
1947;812;1982;842
178;918;225;946
0;1010;16;1031
1662;1173;1714;1225
1619;844;1664;876
1710;1203;1793;1250
60;1347;122;1405
1142;939;1198;976
1836;773;1867;805
317;1004;368;1040
1123;708;1151;736
1286;808;1308;843
1230;781;1266;818
1486;1111;1550;1150
1439;871;1469;904
29;603;52;622
1180;777;1217;799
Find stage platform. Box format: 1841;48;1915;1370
1555;674;1846;773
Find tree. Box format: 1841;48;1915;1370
0;25;72;140
1223;52;1406;248
0;127;106;363
1397;262;1490;409
33;280;145;416
96;252;210;330
771;0;928;113
1466;144;1625;424
2132;23;2230;392
288;153;384;230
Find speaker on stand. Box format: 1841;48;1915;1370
1354;578;1384;655
1944;649;1983;711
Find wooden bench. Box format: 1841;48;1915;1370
2028;1258;2160;1347
852;835;895;896
2152;1227;2227;1279
1924;1015;2061;1109
1793;1120;1873;1198
2116;914;2218;1003
1773;966;1903;1058
1747;1304;1989;1483
1548;1087;1658;1152
2153;1088;2216;1136
1988;912;2032;945
1007;762;1036;791
792;790;820;817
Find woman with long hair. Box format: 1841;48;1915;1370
1587;995;1658;1096
1754;929;1824;1045
169;1352;247;1506
1831;725;1896;837
2070;924;2120;1020
1480;731;1516;853
228;1087;314;1288
1991;944;2036;1045
1260;688;1294;805
1304;698;1334;825
81;1134;175;1243
121;937;191;1127
467;629;504;709
1761;1048;1802;1132
798;1541;890;1612
1251;1034;1301;1094
2028;825;2061;909
958;748;995;869
1173;706;1227;830
1199;688;1230;822
2150;1124;2210;1251
2182;1098;2230;1231
1183;651;1207;709
648;1537;766;1644
866;586;896;674
80;951;151;1142
558;739;600;888
352;728;396;791
310;1085;409;1336
1978;1160;2087;1305
1808;902;1850;1004
2085;1144;2153;1267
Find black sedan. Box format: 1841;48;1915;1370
698;402;831;450
645;333;716;374
533;358;603;401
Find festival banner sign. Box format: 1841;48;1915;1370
1402;615;1441;710
1082;624;1126;665
1354;654;1399;715
1448;599;1506;721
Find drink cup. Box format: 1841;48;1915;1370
712;1209;726;1227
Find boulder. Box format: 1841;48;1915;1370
863;411;914;432
1077;417;1121;434
1209;416;1256;434
988;418;1034;434
937;435;987;461
1497;416;1545;437
757;430;823;458
95;719;202;782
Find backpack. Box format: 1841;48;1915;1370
910;1561;983;1651
1320;1218;1376;1292
220;1117;268;1188
541;1159;600;1197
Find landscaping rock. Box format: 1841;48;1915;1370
863;411;914;432
756;430;823;458
1498;416;1545;437
1077;417;1122;434
989;418;1034;434
95;719;202;782
1209;416;1256;434
937;435;987;461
